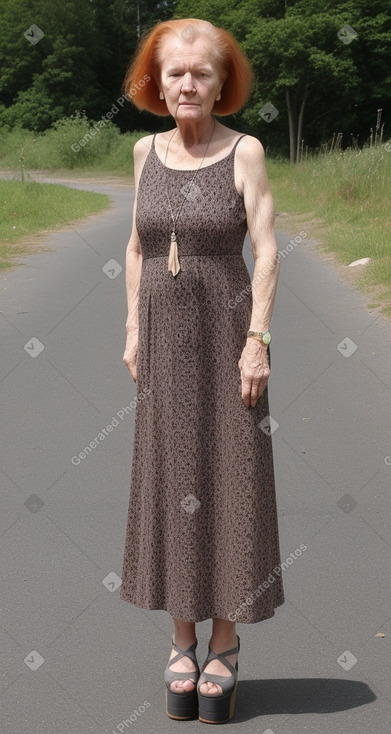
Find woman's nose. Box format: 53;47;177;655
181;72;195;92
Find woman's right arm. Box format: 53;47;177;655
123;136;152;382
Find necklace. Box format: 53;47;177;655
163;118;216;277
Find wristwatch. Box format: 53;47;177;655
247;330;272;345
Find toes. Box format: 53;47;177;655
182;679;195;692
199;681;222;696
170;679;195;694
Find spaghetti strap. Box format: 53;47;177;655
230;133;247;155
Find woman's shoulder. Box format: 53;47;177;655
133;133;155;157
231;132;269;196
132;134;157;186
235;133;265;160
216;124;264;160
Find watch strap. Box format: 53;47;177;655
247;330;271;345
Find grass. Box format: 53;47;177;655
267;144;391;318
0;115;148;175
0;179;109;269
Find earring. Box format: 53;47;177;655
159;91;164;100
215;92;221;101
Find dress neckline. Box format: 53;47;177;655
152;133;246;172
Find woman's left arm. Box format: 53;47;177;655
236;136;280;408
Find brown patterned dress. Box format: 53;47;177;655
120;133;285;623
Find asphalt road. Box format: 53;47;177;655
1;176;390;734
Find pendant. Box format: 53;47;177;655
168;231;181;277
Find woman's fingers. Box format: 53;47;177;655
238;342;270;406
128;362;137;382
239;363;270;407
123;332;138;382
241;375;268;407
123;350;137;382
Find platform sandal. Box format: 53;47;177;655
164;637;200;720
197;635;240;724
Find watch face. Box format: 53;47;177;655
263;331;271;345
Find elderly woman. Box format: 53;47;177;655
120;18;285;724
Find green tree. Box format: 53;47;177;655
244;6;360;162
174;0;391;160
0;0;177;132
88;0;177;134
0;0;103;130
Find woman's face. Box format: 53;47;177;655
158;33;224;123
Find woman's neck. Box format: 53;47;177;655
174;116;216;150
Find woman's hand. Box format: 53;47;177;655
238;338;270;408
123;331;138;382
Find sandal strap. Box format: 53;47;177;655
169;637;199;668
201;653;236;678
165;637;199;688
200;635;240;677
197;670;236;695
165;668;199;685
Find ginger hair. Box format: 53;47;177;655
122;18;253;116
